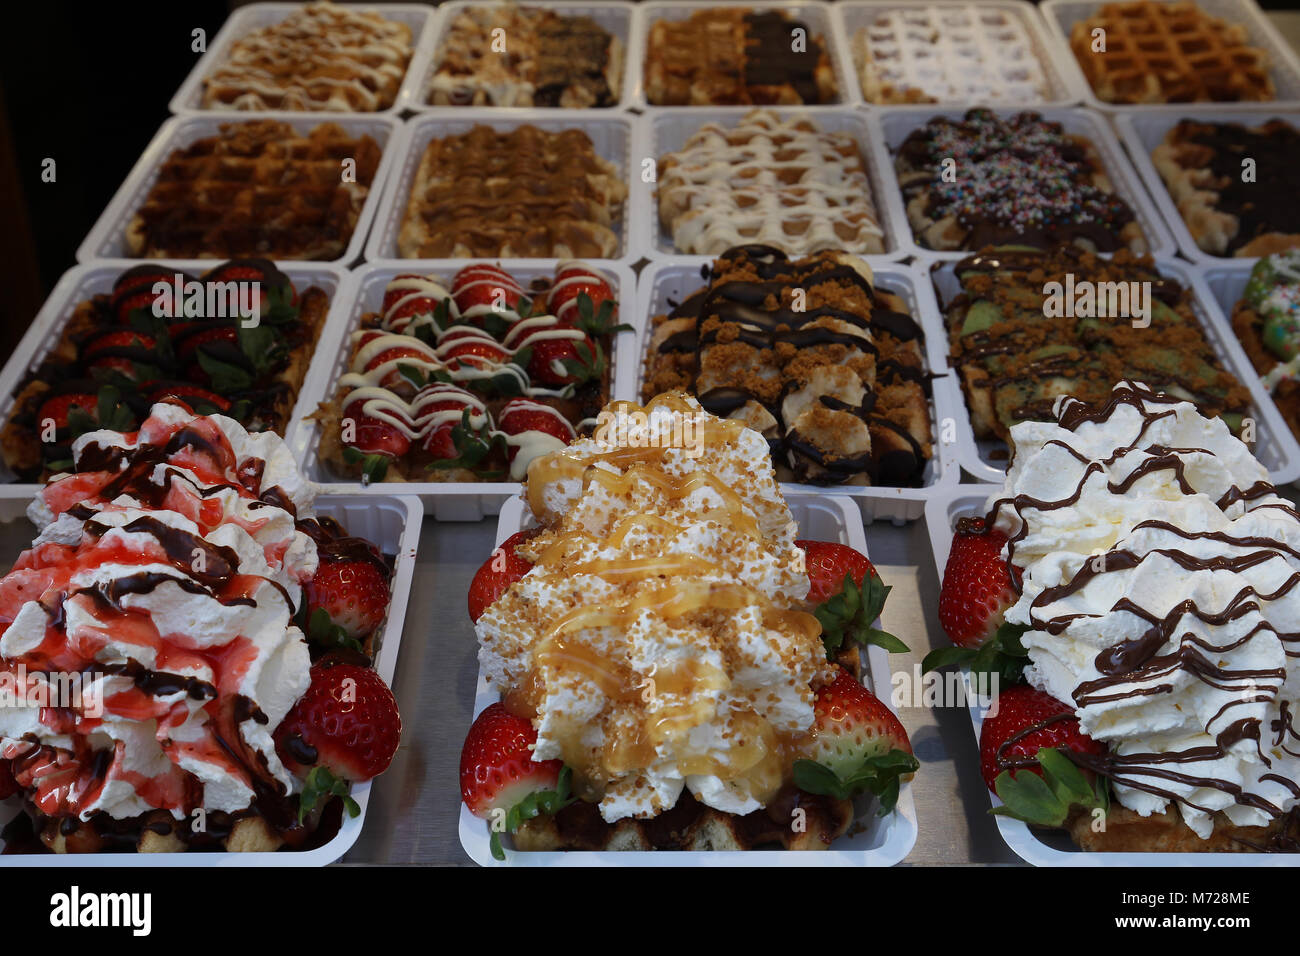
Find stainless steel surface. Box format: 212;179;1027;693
340;514;1022;866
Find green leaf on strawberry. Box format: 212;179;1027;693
308;606;363;653
427;407;508;478
260;283;299;326
197;350;254;392
490;765;576;862
298;765;360;824
990;746;1109;828
921;620;1029;685
815;570;908;656
126;307;175;363
574;292;633;338
237;323;285;377
792;749;918;815
397;362;429;390
342;445;393;483
559;339;605;392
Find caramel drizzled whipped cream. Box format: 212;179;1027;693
989;381;1300;838
476;393;834;822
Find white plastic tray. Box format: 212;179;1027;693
636;107;913;261
925;484;1297;866
872;105;1177;261
75;112;401;267
290;259;638;521
630;1;857;109
835;0;1086;108
634;257;961;524
168;2;438;117
925;254;1300;486
0;490;422;867
0;259;354;491
1113;107;1300;264
364;112;636;265
404;1;636;112
1039;0;1300;112
460;491;919;866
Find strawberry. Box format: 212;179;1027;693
923;518;1029;682
548;273;614;322
497;399;576;452
110;266;174;323
979;684;1109;828
792;667;917;814
363;345;428;373
147;385;231;412
381;275;436;313
468;529;539;622
274;660;401;821
304;558;391;642
525;335;601;388
460;702;572;860
454;278;526;317
441;337;510;370
795;540;906;656
176;325;239;361
452;263;517;293
36;393;97;431
341;407;411;482
83;329;156;359
385;295;445;328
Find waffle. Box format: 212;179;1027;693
1069;1;1274;104
645;8;838;106
658;110;885;257
514;788;854;852
1151;117;1300;257
125;120;382;261
642;246;932;486
397;125;626;258
201;1;413;111
1063;803;1300;853
0;259;331;482
943;246;1253;447
853;6;1049;105
427;4;623;107
895;109;1143;254
1231;252;1300;442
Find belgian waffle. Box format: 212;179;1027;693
0;259;331;481
1068;1;1274;104
201;1;413;112
125;120;382;261
853;6;1049;105
644;8;838;106
894;109;1143;254
427;4;623;107
1151;117;1300;257
397;125;626;258
642;245;932;486
657;110;885;256
942;246;1252;447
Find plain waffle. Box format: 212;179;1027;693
1068;1;1274;104
397;125;626;258
1151;118;1300;257
658;110;885;256
201;1;413;111
125;120;382;260
894;109;1143;254
644;7;837;105
642;246;932;487
853;5;1049;104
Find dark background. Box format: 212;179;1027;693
0;0;1296;356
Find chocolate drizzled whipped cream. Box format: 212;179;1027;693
985;381;1300;839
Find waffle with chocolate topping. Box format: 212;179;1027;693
894;109;1144;253
642;245;932;486
645;7;838;105
0;259;330;482
1151;118;1300;257
200;1;413;111
427;4;622;107
1069;1;1274;104
657;110;886;256
125;120;382;260
941;246;1253;447
397;125;626;258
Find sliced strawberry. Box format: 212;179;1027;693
979;684;1109;828
36;393;96;431
792;667;917;814
468;529;538;622
303;558;391;643
274;660;401;821
924;518;1029;681
795;540;906;656
460;702;572;860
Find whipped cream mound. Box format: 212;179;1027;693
990;381;1300;839
0;403;320;822
477;393;834;823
